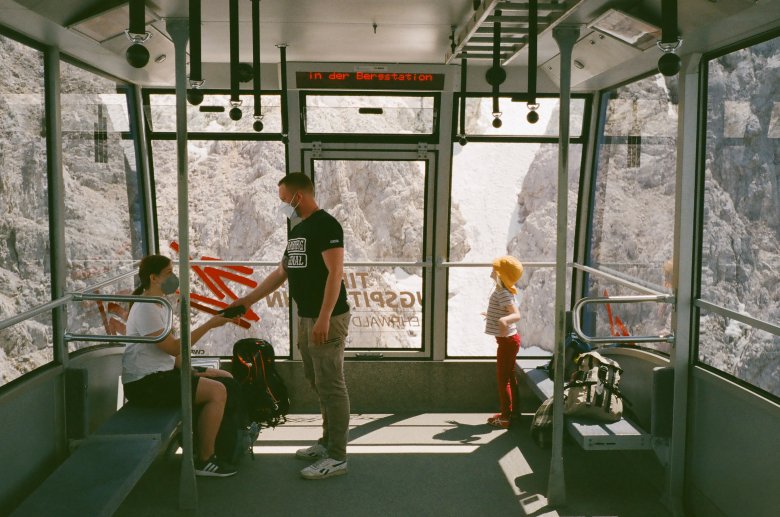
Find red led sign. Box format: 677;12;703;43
296;71;445;90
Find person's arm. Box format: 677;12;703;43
154;315;233;356
498;303;521;336
231;263;288;309
311;247;344;345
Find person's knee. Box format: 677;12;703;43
199;379;227;405
315;377;347;399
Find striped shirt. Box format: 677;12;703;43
484;285;518;337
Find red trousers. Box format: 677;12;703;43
496;334;521;418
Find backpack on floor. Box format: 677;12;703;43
231;338;290;428
563;350;623;422
530;396;554;449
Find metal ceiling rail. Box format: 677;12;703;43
445;0;580;64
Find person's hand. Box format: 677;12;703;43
480;311;487;319
226;297;248;311
209;315;234;328
311;317;330;346
498;318;509;336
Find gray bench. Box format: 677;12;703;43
12;404;181;517
519;363;652;450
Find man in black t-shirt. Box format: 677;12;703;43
233;173;351;480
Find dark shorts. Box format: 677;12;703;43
124;369;199;408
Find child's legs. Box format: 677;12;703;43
496;334;521;417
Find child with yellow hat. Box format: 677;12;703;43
484;255;524;429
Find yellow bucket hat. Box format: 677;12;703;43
493;255;524;294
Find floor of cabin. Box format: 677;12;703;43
117;413;671;517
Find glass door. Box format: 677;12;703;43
301;150;436;358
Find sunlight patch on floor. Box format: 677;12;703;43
251;444;480;454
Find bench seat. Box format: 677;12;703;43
518;360;652;451
94;404;181;440
12;404;181;517
11;437;160;517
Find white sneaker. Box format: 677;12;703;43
295;443;328;460
300;457;348;480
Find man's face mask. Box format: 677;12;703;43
278;193;300;220
161;273;179;295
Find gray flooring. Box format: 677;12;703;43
116;413;671;517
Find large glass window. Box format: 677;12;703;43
587;73;678;353
304;94;436;135
147;93;282;133
0;34;53;386
448;142;581;356
152;140;289;356
59;62;144;352
314;160;426;350
698;35;780;397
463;96;586;137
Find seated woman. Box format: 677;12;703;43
122;254;237;477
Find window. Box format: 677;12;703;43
152;140;289;356
587;73;678;353
698;34;780;397
314;159;427;350
148;93;282;133
59;62;144;352
0;34;52;386
462;96;586;137
303;94;436;136
447;141;581;356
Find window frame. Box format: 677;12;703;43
692;28;780;402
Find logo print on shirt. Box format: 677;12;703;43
287;238;307;268
329;239;339;244
287;238;306;253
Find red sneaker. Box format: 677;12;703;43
486;413;502;425
488;417;510;429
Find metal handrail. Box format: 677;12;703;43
438;261;564;268
76;268;138;294
183;259;432;268
572;294;676;345
572;263;668;297
64;293;173;344
0;295;74;332
696;299;780;338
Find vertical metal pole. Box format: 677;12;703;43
129;85;156;255
548;24;580;507
44;47;67;366
166;17;197;511
44;45;69;461
668;52;702;516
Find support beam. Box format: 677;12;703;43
547;23;581;508
667;52;702;517
165;17;197;511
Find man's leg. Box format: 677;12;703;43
298;316;329;447
308;312;350;461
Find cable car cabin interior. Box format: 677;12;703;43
0;0;778;515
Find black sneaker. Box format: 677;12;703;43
195;455;237;478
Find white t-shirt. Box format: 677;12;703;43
484;285;518;337
121;301;175;383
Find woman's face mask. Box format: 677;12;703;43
161;273;180;295
278;193;300;220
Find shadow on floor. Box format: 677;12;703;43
116;413;670;517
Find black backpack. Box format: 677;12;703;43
231;338;290;428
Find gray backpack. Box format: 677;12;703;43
563;351;624;422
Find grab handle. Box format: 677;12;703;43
572;295;675;345
64;293;173;344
